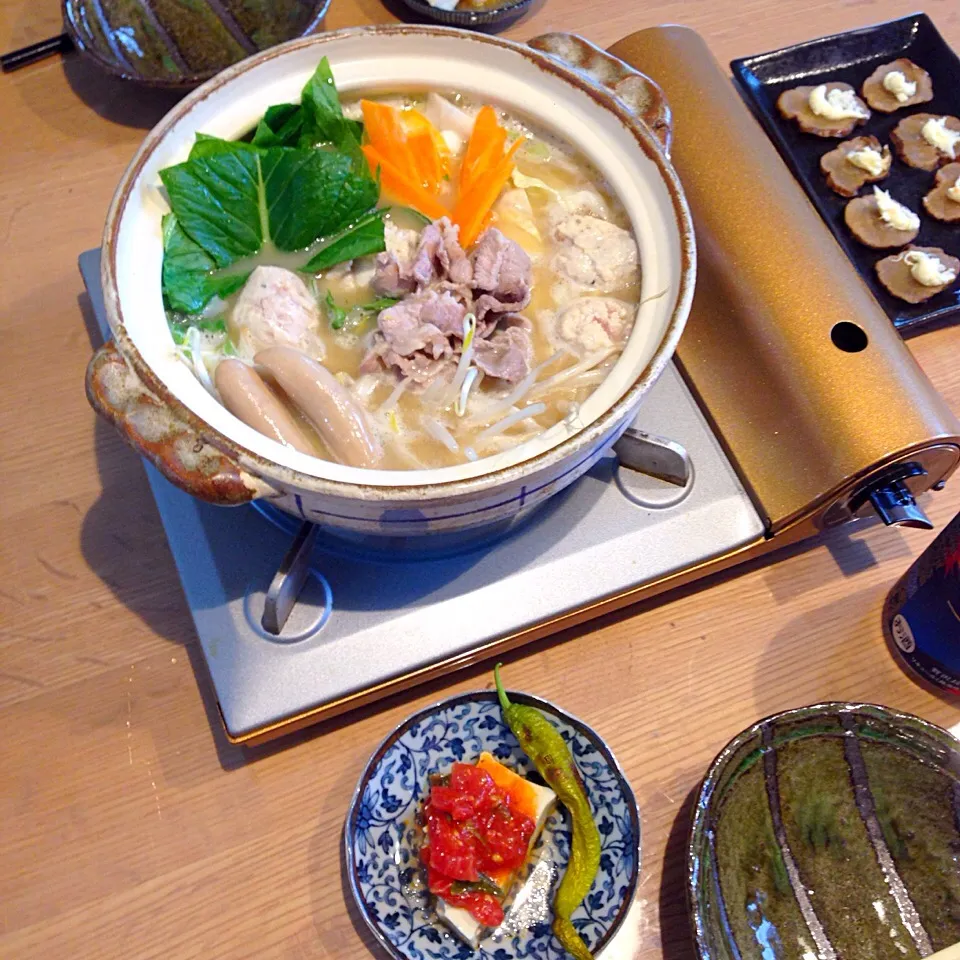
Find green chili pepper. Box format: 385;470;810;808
494;664;601;960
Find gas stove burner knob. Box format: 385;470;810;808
866;481;933;531
846;461;933;531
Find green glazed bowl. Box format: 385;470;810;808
689;703;960;960
63;0;331;88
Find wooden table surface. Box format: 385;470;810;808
2;0;960;956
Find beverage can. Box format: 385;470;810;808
883;513;960;694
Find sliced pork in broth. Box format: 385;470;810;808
158;57;641;471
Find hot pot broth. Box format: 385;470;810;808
160;63;641;471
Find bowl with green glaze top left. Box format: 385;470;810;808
63;0;332;88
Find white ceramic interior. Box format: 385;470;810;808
108;28;687;488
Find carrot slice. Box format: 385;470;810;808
361;144;448;220
404;111;447;192
409;129;442;192
460;107;507;195
460;107;499;185
462;130;506;196
360;100;417;183
452;137;523;247
361;102;449;193
405;110;449;159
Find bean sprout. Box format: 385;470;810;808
352;375;380;401
388;438;427;470
563;369;609;391
528;348;614;400
455;367;480;417
477;402;546;441
185;326;216;396
446;313;478;405
466;350;565;426
379;376;410;413
420;374;451;407
422;416;459;452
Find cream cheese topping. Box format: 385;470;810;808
874;188;920;232
808;85;869;120
921;117;960;159
882;70;917;103
903;250;957;287
947;177;960;203
847;145;890;176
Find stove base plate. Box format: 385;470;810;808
80;249;766;742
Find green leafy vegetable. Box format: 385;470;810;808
300;57;363;151
362;296;401;312
160;149;263;267
302;209;387;272
261;147;379;251
162;214;219;313
248;60;362;152
188;133;261;159
159;56;382;321
325;290;348;330
322;291;398;332
252;103;304;148
162;138;379;264
161;214;250;313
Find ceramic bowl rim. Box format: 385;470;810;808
686;700;960;960
343;687;642;959
100;24;696;503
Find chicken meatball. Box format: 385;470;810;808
553;297;634;353
550;215;639;295
230;266;322;358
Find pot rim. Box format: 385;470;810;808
101;24;696;503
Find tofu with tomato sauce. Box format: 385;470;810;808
419;752;557;947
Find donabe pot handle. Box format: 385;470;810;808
86;340;271;506
526;33;672;154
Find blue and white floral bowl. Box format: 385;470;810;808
344;689;641;960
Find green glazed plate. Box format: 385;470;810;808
63;0;331;88
689;703;960;960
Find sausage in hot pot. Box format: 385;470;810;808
214;358;316;455
254;347;384;469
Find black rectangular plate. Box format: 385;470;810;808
731;13;960;335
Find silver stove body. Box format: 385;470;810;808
81;250;765;741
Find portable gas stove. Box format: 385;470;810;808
81;26;960;744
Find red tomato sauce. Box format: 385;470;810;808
420;761;536;927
